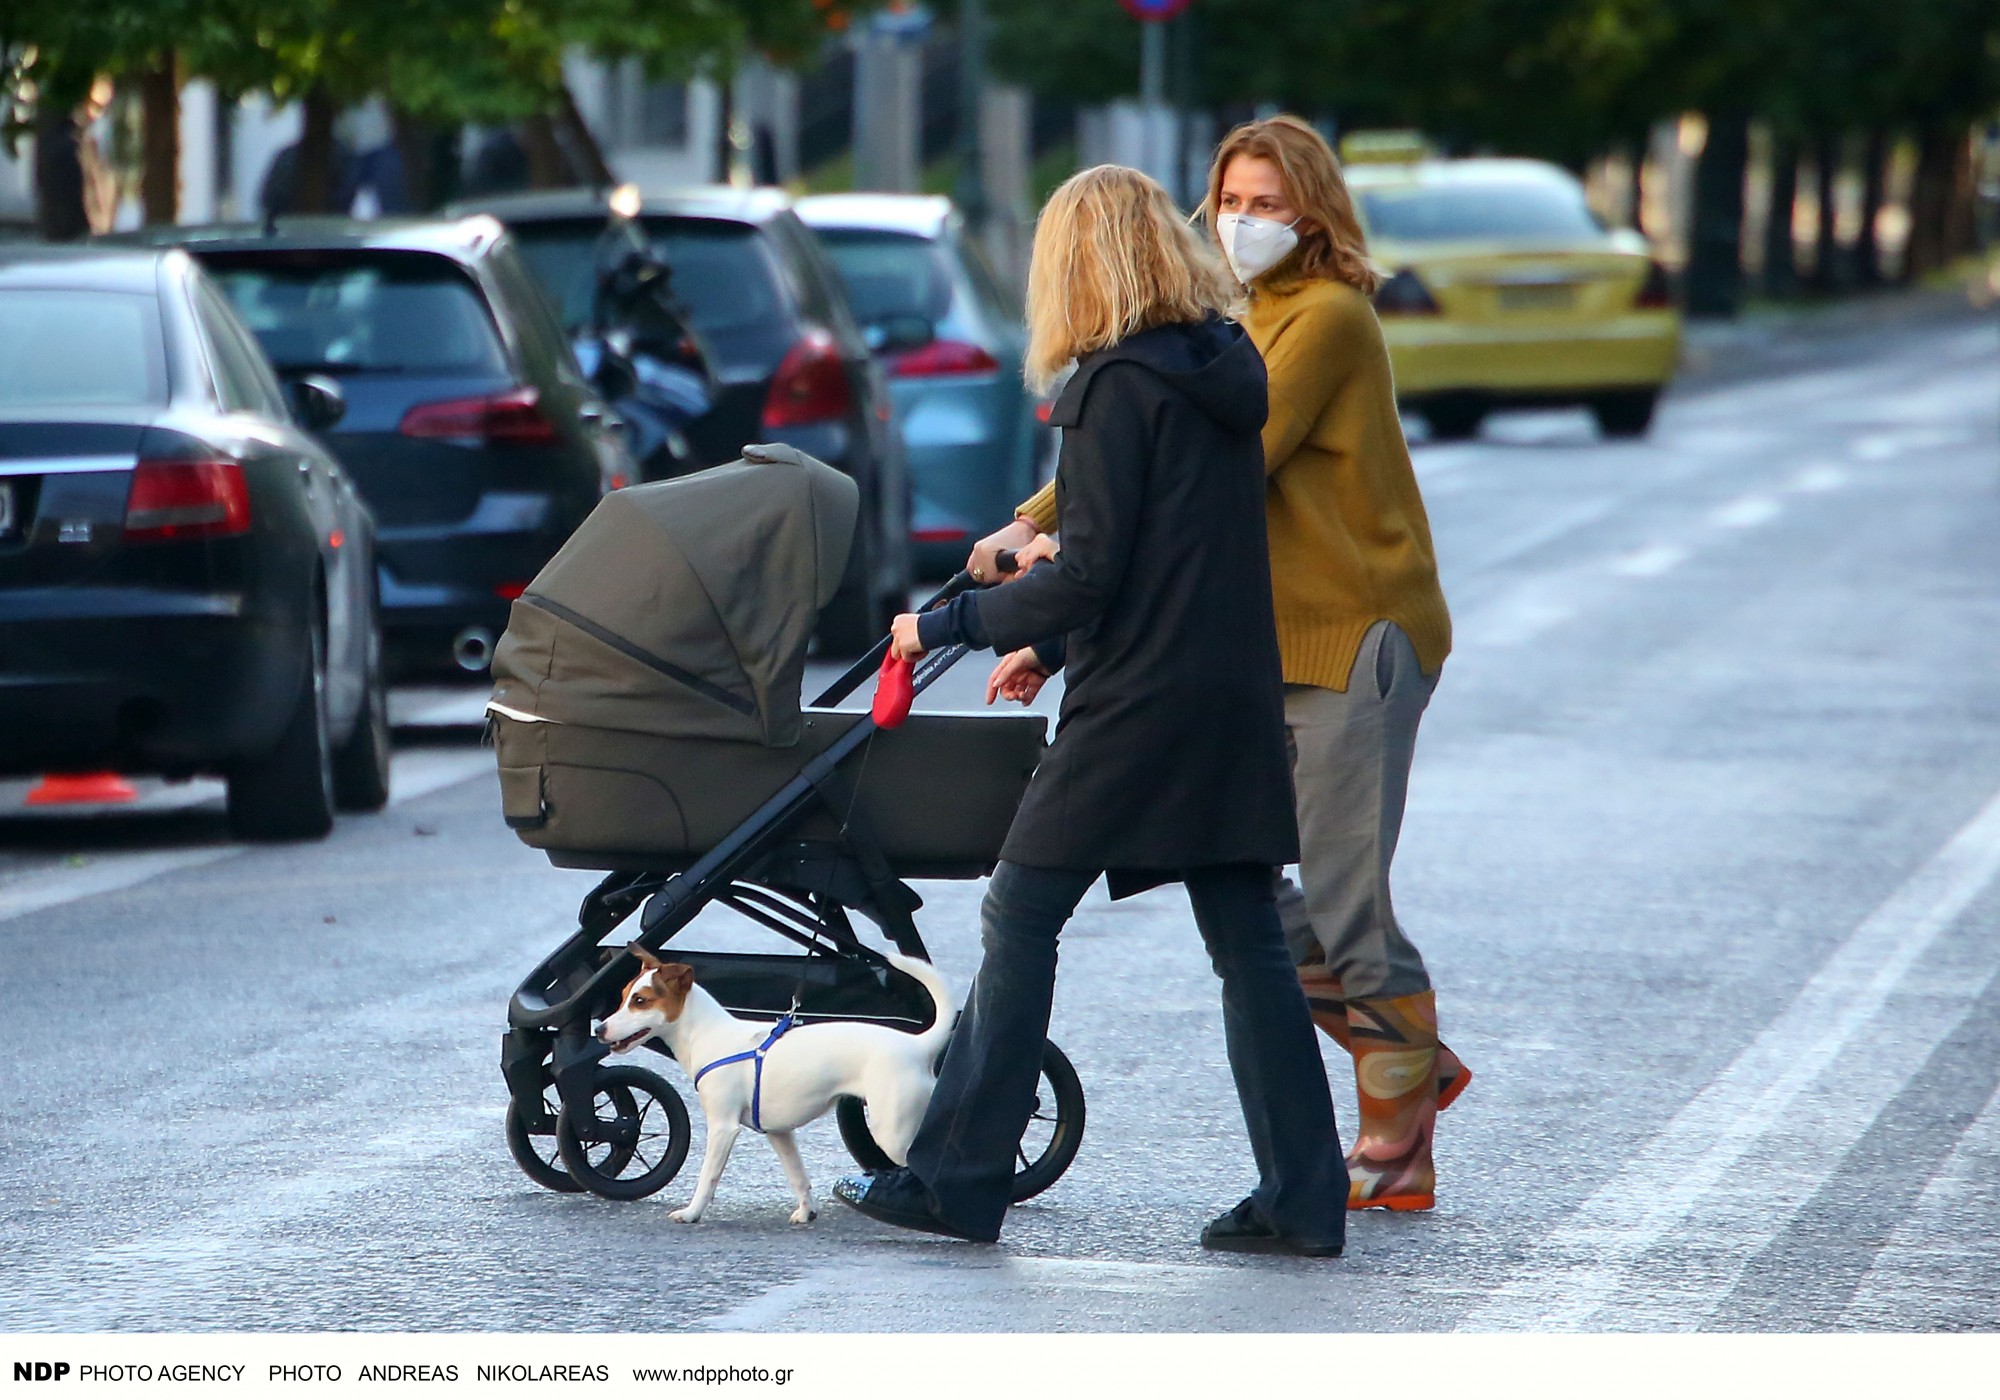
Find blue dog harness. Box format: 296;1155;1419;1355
693;1013;798;1133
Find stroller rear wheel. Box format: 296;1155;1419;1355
836;1038;1085;1203
555;1064;693;1200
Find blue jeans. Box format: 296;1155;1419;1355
906;861;1350;1245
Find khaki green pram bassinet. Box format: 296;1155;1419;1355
486;443;1045;875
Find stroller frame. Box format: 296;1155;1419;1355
501;569;1084;1203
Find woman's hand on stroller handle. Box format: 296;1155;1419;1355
890;612;926;661
969;518;1037;582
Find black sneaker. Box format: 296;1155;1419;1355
1200;1196;1344;1258
831;1169;997;1243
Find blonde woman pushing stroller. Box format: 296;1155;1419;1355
832;165;1349;1255
979;118;1466;1214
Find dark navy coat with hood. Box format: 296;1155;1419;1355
921;314;1299;888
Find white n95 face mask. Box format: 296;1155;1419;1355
1216;211;1301;284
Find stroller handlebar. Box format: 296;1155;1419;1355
809;564;990;708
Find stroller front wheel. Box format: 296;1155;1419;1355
555;1064;692;1200
836;1038;1085;1203
505;1066;586;1193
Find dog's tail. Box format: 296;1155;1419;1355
884;951;956;1060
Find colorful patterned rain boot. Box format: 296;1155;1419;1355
1297;963;1472;1110
1344;991;1441;1212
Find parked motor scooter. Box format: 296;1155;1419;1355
575;219;716;484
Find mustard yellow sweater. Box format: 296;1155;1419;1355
1016;277;1451;691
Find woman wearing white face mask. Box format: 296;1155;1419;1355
982;116;1466;1214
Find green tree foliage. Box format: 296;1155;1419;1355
985;0;1998;169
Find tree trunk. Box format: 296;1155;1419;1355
1762;131;1800;298
1944;128;1979;263
1896;124;1960;280
520;113;571;188
1808;131;1842;293
294;86;340;213
715;76;736;184
33;104;92;242
554;83;616;189
391;107;460;212
140;52;180;226
1628;132;1649;236
1852;126;1888;286
1684;110;1750;319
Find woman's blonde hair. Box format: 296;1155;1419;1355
1023;164;1237;393
1198;115;1381;295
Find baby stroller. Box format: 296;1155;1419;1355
489;444;1085;1203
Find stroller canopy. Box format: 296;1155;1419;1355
490;444;859;747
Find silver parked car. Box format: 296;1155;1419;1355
796;194;1044;579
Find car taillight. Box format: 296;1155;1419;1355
399;386;558;444
1636;259;1674;309
889;338;1000;378
762;329;852;429
1374;268;1440;316
124;461;251;543
912;527;969;543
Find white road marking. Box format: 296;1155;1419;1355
1848;427;1970;461
1841;1078;2000;1327
0;847;245;926
704;1256;1225;1332
1458;781;2000;1331
0;748;493;927
1460;584;1578;648
1454;497;1620;578
389;688;493;727
1610;543;1689;578
1411;444;1488;484
1709;495;1783;530
1789;464;1847;493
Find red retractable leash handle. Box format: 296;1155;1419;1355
871;649;914;728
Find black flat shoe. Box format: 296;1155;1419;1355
1200;1196;1344;1258
832;1170;996;1243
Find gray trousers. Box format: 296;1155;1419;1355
1275;620;1437;1001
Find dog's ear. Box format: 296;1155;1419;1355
627;943;664;969
663;963;696;991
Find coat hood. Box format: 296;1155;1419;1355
1049;314;1268;436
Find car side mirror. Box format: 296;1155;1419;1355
866;314;934;356
290;375;346;432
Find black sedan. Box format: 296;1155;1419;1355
0;246;388;839
115;217;637;675
451;187;911;656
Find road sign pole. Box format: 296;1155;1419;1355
1122;0;1188;193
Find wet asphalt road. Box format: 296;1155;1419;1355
2;306;1997;1333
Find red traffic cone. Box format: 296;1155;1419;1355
25;772;139;806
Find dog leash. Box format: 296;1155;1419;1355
692;1009;798;1133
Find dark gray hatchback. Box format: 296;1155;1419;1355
113;217;636;674
449;187;912;656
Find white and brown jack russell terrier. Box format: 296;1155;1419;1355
597;944;954;1225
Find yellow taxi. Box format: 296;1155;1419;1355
1342;134;1681;439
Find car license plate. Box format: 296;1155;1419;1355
1496;283;1576;313
0;481;14;537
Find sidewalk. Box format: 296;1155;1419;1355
1675;262;1998;393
